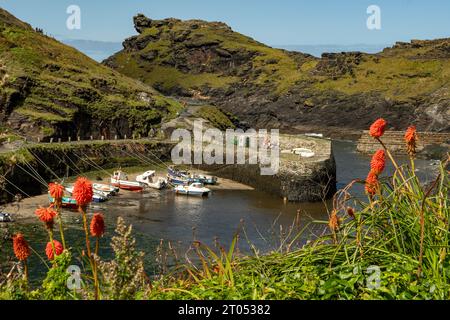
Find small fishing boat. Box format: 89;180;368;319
0;212;13;223
174;183;211;197
93;183;119;196
292;148;315;158
136;171;167;190
48;195;78;209
168;166;190;178
65;186;108;203
167;174;190;186
111;171;144;191
190;174;218;185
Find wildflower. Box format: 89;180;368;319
90;213;105;237
35;207;57;229
46;240;64;260
72;177;93;207
370;150;386;175
49;182;65;202
329;210;340;232
13;234;30;261
369;118;387;138
365;171;379;196
405;126;418;157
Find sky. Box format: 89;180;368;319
1;0;449;47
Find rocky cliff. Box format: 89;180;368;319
105;14;450;138
0;8;183;141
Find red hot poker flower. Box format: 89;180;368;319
90;213;105;237
13;234;31;261
405;126;418;157
49;182;65;201
369;118;387;139
365;171;379;196
46;240;64;260
72;177;93;207
35;207;57;224
370;150;386;175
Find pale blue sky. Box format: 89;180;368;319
1;0;449;46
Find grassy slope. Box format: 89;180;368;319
0;8;183;138
107;16;450;102
107;18;313;95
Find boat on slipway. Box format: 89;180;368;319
136;171;168;190
111;171;144;191
174;183;211;197
65;186;108;203
93;183;119;196
167;166;218;186
48;195;78;209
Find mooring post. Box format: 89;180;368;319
7;137;10;144
101;135;104;141
124;134;127;140
50;138;54;144
58;138;61;143
77;136;80;142
37;137;40;143
114;135;118;140
90;136;93;141
68;137;71;142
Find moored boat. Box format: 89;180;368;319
49;195;78;209
65;186;108;203
174;183;211;197
136;171;167;190
111;171;144;191
93;183;119;196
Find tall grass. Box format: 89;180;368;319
149;140;449;300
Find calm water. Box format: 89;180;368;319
0;140;439;283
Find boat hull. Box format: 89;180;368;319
111;181;143;191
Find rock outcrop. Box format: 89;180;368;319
105;15;450;138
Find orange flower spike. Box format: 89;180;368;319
46;240;64;260
365;171;379;196
369;118;387;139
405;126;418;157
13;234;31;261
35;207;57;223
49;182;65;201
329;210;340;232
370;150;386;175
72;177;93;207
90;213;105;237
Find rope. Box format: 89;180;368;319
15;163;48;188
130;143;170;169
2;176;32;198
72;150;113;177
26;148;62;181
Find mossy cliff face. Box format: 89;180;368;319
0;8;183;140
105;14;450;137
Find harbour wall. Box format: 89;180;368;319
0;135;336;204
357;131;450;158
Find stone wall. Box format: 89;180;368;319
357;131;450;156
195;135;336;202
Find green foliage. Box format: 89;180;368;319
195;105;235;130
34;251;74;300
97;217;150;300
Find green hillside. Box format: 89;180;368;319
0;8;183;140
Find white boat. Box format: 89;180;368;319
65;186;108;203
174;182;211;197
93;183;119;196
111;171;144;191
136;171;167;190
292;148;315;158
